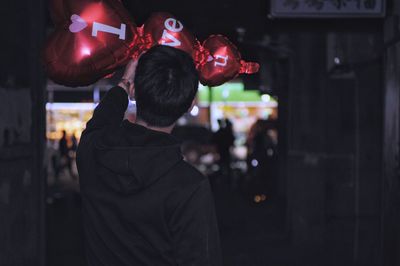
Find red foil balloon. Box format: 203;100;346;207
197;35;260;87
43;0;138;87
142;12;197;58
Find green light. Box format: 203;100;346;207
198;82;276;104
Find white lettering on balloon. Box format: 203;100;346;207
214;55;229;67
92;22;126;40
164;18;183;32
160;18;183;47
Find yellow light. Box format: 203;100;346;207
254;195;261;203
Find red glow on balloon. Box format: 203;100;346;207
80;3;106;22
72;34;98;62
80;47;91;56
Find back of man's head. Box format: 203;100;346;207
134;45;199;127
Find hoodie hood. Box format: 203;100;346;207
94;120;182;194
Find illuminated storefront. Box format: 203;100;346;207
46;81;278;144
46;102;95;141
196;82;277;136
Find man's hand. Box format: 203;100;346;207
118;59;138;99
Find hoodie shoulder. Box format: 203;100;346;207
169;160;207;187
162;160;210;208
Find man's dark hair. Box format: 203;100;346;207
134;45;199;127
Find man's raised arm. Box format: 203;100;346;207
84;86;128;133
83;60;137;134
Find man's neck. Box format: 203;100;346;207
135;119;174;134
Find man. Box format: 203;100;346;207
77;45;222;266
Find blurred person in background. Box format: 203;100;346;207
56;130;75;180
246;119;278;197
70;132;79;180
71;132;78;153
213;118;235;180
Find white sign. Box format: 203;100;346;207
270;0;385;18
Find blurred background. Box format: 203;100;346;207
1;0;399;265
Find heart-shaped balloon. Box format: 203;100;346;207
142;12;197;58
43;0;139;87
197;35;260;87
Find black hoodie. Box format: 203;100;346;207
77;86;222;266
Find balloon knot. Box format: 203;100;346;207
239;60;260;74
130;26;154;59
193;41;210;69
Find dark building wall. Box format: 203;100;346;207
382;41;400;266
0;0;46;265
286;24;383;265
383;2;400;266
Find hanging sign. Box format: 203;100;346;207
270;0;385;18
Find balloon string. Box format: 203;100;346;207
239;60;260;74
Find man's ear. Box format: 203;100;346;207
128;83;135;101
188;99;196;113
